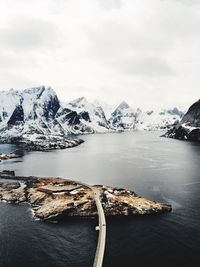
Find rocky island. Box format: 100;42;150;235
0;171;172;221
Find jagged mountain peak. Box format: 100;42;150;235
116;101;130;110
65;96;110;132
23;85;46;96
69;96;88;106
5;85;56;98
109;101;139;130
112;101;138;117
23;85;57;100
77;96;87;102
93;100;114;120
166;107;185;117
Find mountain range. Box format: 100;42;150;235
0;86;185;141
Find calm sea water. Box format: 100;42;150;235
0;131;200;267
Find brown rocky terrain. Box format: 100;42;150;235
0;171;172;221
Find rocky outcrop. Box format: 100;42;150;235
99;185;171;216
0;172;172;221
0;181;26;203
164;99;200;142
9;135;84;151
0;152;20;162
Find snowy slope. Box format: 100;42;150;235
109;101;141;130
0;89;21;127
136;107;184;130
93;100;114;120
65;97;110;133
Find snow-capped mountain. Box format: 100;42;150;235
64;97;110;133
0;85;186;142
0;88;111;140
108;101;140;130
136;107;184;130
0;86;63;139
165;99;200;141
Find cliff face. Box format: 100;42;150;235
181;100;200;127
7;105;24;126
164;99;200;142
0;173;172;221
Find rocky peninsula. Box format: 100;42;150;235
0;152;20;162
0;171;172;221
1;135;84;151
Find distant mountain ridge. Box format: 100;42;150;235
0;86;185;141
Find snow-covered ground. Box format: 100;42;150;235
136;108;183;130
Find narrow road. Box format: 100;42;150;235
92;187;106;267
79;181;106;267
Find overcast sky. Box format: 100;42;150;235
0;0;199;109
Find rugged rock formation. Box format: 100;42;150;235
0;181;26;203
164;99;200;142
0;172;172;221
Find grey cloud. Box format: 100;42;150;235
113;57;175;76
162;0;200;5
0;17;61;52
84;18;173;78
85;19;170;60
159;0;200;40
0;70;35;90
0;51;38;69
96;0;123;10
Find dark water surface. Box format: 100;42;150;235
0;132;200;267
